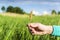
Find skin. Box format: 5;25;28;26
27;23;53;35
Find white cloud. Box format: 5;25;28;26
31;10;42;16
43;11;48;14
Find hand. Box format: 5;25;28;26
27;23;53;35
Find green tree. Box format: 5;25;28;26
13;7;24;14
6;6;24;14
51;10;56;15
6;6;14;12
1;6;5;12
58;11;60;14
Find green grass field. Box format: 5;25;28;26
0;14;60;40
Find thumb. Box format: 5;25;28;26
28;23;38;28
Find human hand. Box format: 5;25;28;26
27;23;53;35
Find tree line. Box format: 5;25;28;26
1;6;60;15
51;10;60;15
1;6;25;14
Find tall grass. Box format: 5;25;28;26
0;15;60;40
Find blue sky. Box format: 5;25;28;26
0;0;60;14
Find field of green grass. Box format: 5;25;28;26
0;14;60;40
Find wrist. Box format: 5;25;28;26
47;26;53;34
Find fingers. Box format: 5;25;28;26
27;23;47;35
32;31;46;35
27;23;46;35
29;27;45;35
28;27;36;34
